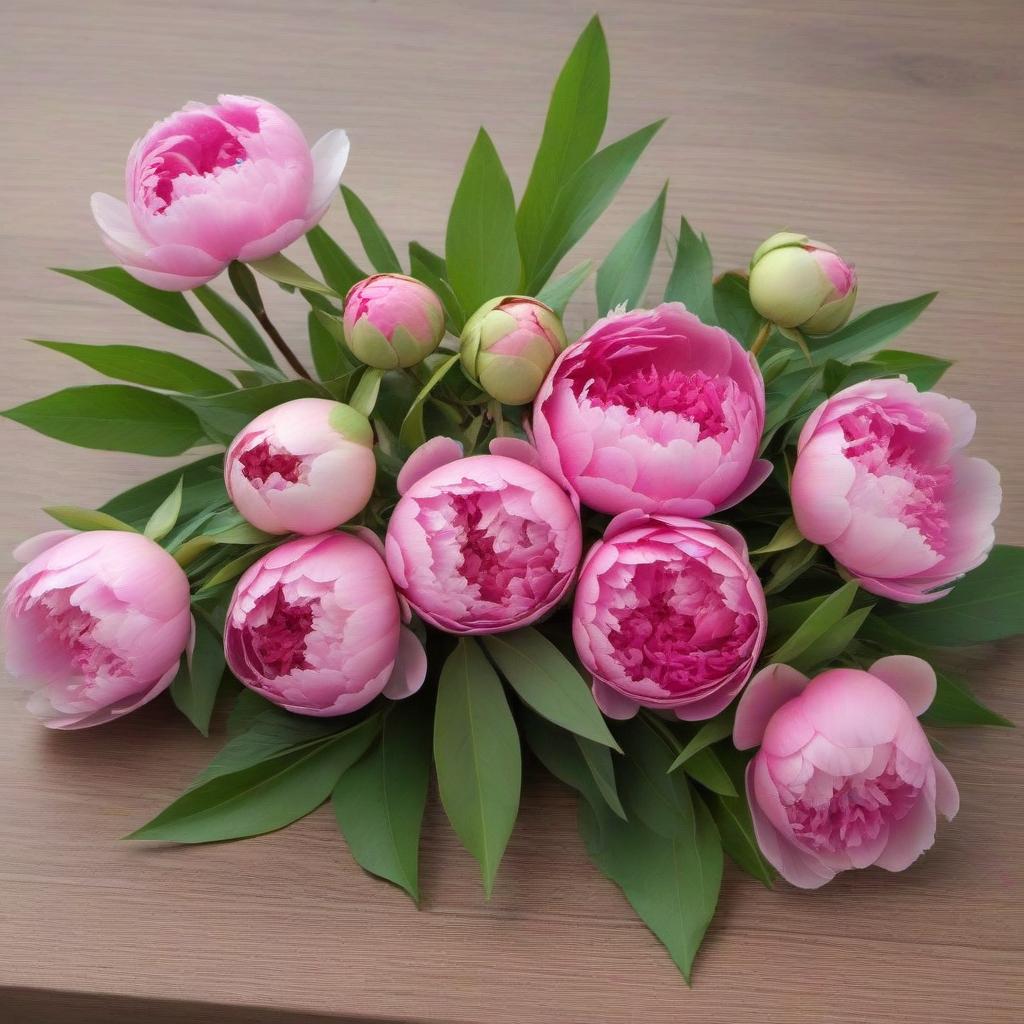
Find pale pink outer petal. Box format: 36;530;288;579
933;757;960;820
382;626;428;700
869;655;937;716
746;759;836;888
488;436;542;469
305;129;351;222
396;436;464;496
714;458;774;513
236;218;307;263
592;677;640;719
12;530;76;564
733;664;811;750
873;784;938;872
348;526;386;558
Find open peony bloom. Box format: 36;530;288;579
734;658;959;888
573;512;766;721
385;437;582;634
792;379;1001;603
3;530;191;729
91;94;349;291
532;303;770;517
225;398;376;535
225;532;426;717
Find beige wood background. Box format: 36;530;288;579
2;1;1022;1021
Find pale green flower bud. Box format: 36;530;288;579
460;296;567;406
748;233;857;336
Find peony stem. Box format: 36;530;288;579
254;309;314;381
749;320;772;358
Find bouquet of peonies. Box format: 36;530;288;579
3;16;1019;983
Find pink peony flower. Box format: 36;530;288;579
225;398;376;535
532;303;770;517
4;530;191;729
385;437;582;634
791;379;1001;603
225;532;426;716
573;512;766;721
734;658;959;888
91;95;349;291
342;274;446;369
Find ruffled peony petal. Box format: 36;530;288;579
869;655;937;716
733;663;811;750
396;436;464;495
12;530;76;564
382;627;428;700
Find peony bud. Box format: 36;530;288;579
460;296;567;405
4;530;192;729
748;232;857;336
225;397;376;535
343;274;445;369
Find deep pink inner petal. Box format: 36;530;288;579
780;751;921;854
239;440;304;487
839;402;952;551
247;590;316;678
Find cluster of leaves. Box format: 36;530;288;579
4;15;1021;986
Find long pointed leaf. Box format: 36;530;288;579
341;186;402;273
595;183;667;314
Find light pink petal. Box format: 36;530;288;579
396;436;464;495
382;627;428;700
121;263;221;292
488;436;542;469
733;664;811;750
853;574;953;604
91;192;149;259
874;790;937;872
12;530;77;564
933;758;960;820
237;218;307;263
715;458;773;512
306;129;350;220
869;655;937;716
591;678;640;720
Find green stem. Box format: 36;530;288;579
749;320;772;358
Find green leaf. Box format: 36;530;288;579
143;477;183;541
920;670;1014;728
528;120;665;292
44;505;136;532
56;267;206;334
3;385;205;456
30;340;235;396
668;715;733;773
791;606;873;673
580;785;722;983
408;242;465;332
247;253;338;297
880;545;1024;646
708;746;774;886
398;353;461;449
341;186;402;273
520;707;626;819
810;293;937;365
681;748;737;798
750;517;803;556
192;285;277;367
433;639;521;897
482;629;619;749
762;540;820;596
713;272;761;347
100;455;226;528
446;128;521;318
332;698;432;902
306;225;368;299
767;580;858;664
308;310;353;383
832;350;952;393
349;367;384;418
171;520;276;568
516;15;609;281
760;366;823;451
535;261;593;316
616;716;693;838
664;217;715;324
196;543;276;593
595;184;667;315
128;716;379;843
181;379;322;443
170;613;225;736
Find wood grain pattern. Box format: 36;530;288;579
1;1;1022;1021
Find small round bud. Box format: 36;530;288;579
343;274;445;369
748;233;857;336
460;296;567;405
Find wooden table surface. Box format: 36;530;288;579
2;1;1022;1021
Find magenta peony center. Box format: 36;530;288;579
585;368;733;440
248;591;316;678
239;441;304;487
142;113;253;214
606;557;756;694
785;761;920;854
839;403;951;551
